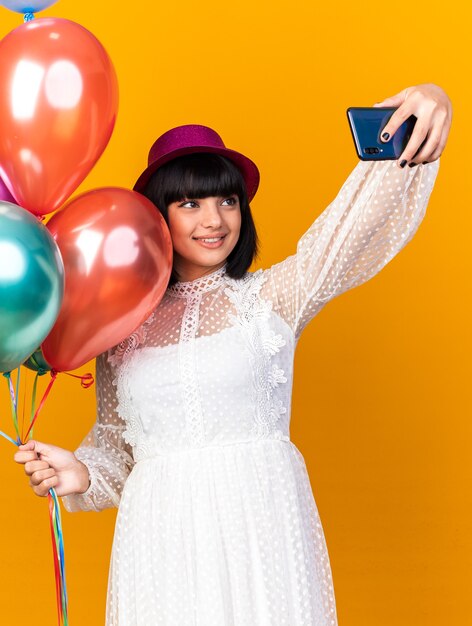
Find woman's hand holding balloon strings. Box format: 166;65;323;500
14;439;90;498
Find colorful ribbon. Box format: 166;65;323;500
48;488;69;626
22;369;58;442
0;367;77;626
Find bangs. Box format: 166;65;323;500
156;153;247;206
140;150;259;285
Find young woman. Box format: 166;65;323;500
15;83;451;625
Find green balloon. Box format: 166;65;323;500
23;347;52;375
0;201;64;373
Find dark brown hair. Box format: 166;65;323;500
140;153;260;285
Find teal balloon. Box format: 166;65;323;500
0;201;64;373
23;347;52;374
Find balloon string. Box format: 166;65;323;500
48;490;69;626
1;370;69;626
21;367;28;443
28;371;42;441
23;370;58;442
0;429;19;446
3;372;21;442
61;371;94;389
1;372;18;445
48;493;62;624
52;488;69;623
28;372;69;625
15;367;20;415
46;486;69;626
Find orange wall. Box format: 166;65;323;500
1;1;471;624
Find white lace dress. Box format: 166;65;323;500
61;158;439;626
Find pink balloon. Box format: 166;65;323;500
0;176;15;203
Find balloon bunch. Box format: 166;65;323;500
0;4;173;625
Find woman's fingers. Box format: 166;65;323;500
379;102;416;146
408;106;450;164
408;126;442;165
14;449;38;463
24;459;50;475
14;440;37;464
13;439;63;497
29;467;56;486
32;479;59;497
379;98;434;167
30;471;59;497
373;87;410;108
14;440;53;465
375;83;452;166
426;119;451;163
395;118;431;166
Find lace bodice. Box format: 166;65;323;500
61;158;440;513
167;265;228;296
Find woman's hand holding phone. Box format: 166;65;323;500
372;83;452;167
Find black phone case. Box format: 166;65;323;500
346;107;417;161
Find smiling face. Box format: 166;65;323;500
140;152;258;285
167;194;242;282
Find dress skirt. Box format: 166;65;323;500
106;437;338;626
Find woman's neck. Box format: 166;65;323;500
173;261;227;283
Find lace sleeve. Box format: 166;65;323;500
260;158;440;339
60;350;135;513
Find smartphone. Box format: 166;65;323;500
346;107;417;160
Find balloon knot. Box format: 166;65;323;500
2;371;11;379
24;12;35;22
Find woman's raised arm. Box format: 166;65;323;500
260;157;440;339
260;83;450;339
